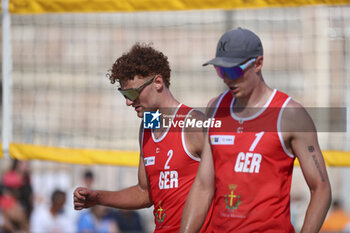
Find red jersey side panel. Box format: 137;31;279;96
142;104;211;233
209;90;295;233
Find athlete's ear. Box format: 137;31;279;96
153;74;164;91
254;56;263;73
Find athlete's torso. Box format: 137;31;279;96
142;104;210;232
209;89;295;233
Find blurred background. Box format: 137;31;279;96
1;0;350;232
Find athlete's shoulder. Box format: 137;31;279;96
180;104;205;121
188;108;205;121
274;89;291;100
207;91;229;108
285;98;302;108
280;98;316;133
205;91;228;117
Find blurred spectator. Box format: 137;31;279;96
321;199;350;232
30;189;74;233
0;208;4;232
82;170;94;189
0;159;31;233
77;205;118;233
17;160;33;220
112;209;145;233
344;221;350;232
0;184;29;233
1;159;33;220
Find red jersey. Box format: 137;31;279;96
209;89;295;232
142;104;211;232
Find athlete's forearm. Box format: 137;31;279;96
300;184;331;233
180;134;214;233
180;180;214;233
97;185;153;210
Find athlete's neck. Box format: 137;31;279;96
158;89;181;116
152;90;180;139
234;83;273;109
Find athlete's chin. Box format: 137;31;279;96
230;90;242;98
134;107;144;118
136;111;143;118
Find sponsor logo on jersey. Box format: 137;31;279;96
210;135;235;145
156;201;166;223
144;156;155;166
224;184;241;211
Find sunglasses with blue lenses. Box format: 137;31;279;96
214;58;256;80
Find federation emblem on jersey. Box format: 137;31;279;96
155;201;166;223
224;184;241;211
210;135;235;145
143;110;161;129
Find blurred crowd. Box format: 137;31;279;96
0;159;146;233
320;199;350;233
2;159;350;233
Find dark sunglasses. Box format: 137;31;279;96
118;74;158;101
214;58;256;80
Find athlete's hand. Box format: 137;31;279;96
73;187;99;210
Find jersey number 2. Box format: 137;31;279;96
164;149;173;169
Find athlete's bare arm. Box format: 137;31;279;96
180;96;221;233
74;123;152;210
183;109;205;158
280;100;331;233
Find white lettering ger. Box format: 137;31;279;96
159;171;178;189
234;152;245;171
234;152;262;173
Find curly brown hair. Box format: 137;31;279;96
107;43;171;88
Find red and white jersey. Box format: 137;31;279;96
142;104;211;232
209;89;295;233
